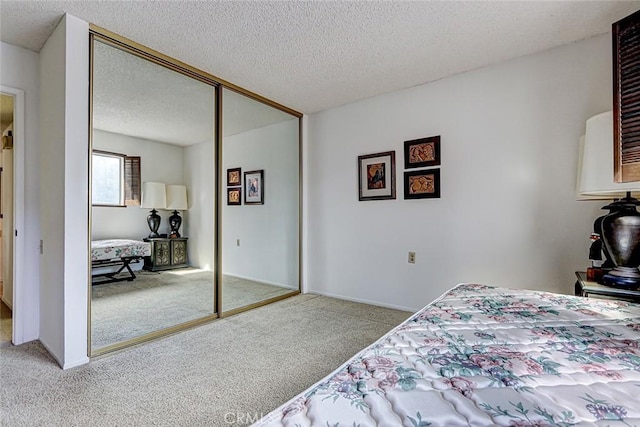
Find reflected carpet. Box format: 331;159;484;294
91;268;292;349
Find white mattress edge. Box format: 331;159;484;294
253;282;468;425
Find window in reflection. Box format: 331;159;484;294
92;152;123;205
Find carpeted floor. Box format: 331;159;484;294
0;294;412;426
91;269;293;350
222;275;294;312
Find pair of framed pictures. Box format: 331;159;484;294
226;168;264;206
357;136;441;201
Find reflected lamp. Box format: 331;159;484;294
141;182;166;238
166;185;188;238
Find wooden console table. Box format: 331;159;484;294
143;237;188;271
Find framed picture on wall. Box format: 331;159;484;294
404;136;441;169
404;168;440;199
227;167;242;186
244;170;264;205
358;151;396;201
227;187;241;206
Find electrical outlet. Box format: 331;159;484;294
236;239;240;247
408;252;416;264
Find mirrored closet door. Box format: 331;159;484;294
220;88;300;313
89;35;216;354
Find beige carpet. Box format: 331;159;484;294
0;294;412;426
91;269;293;350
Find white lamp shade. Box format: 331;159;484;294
166;185;188;210
141;182;167;209
577;111;640;199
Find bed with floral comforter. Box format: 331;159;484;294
91;239;151;285
91;239;151;261
254;283;640;426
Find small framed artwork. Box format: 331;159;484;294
244;170;264;205
227;167;242;186
404;168;440;199
404;136;441;169
358;151;396;201
227;187;241;206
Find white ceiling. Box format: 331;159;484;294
2;1;640;116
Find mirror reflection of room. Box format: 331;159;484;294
90;39;215;352
0;93;14;348
221;88;300;313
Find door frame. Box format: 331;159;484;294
1;86;25;344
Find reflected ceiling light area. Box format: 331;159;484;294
93;40;214;146
93;41;295;145
222;91;297;137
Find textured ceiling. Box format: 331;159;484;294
2;1;640;115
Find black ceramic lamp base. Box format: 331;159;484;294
601;193;640;289
169;210;182;238
147;209;161;238
603;267;640;288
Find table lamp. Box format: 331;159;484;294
141;182;166;238
166;185;188;238
578;111;640;287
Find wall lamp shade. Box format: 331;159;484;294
141;182;166;238
166;185;188;238
578;111;640;288
166;185;188;210
577;111;640;199
141;182;167;209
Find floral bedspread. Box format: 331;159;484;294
254;284;640;426
91;239;151;261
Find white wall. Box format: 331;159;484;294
307;35;609;312
39;14;89;369
92;129;185;241
0;42;40;343
183;140;214;270
222;119;299;288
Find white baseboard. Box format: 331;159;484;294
39;338;90;370
39;338;64;368
223;273;296;290
63;356;90;370
306;290;417;312
1;296;12;309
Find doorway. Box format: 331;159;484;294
0;93;14;347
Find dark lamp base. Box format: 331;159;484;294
147;209;161;239
603;269;640;288
169;210;182;238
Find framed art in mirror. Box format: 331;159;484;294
227;187;241;206
244;170;264;205
227;167;241;186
